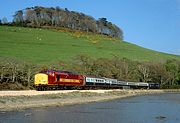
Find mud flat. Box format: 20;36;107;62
0;89;179;111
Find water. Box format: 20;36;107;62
1;93;180;123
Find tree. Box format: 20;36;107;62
165;60;179;85
72;55;94;75
1;17;8;24
137;63;151;82
13;10;24;25
145;62;169;86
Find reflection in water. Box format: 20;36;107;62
0;93;180;123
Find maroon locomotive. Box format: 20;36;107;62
34;70;85;90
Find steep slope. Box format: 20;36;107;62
0;26;179;63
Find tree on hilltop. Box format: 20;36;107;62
1;17;8;24
12;6;124;40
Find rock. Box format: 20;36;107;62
155;115;166;120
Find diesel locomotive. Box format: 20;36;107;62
34;70;159;91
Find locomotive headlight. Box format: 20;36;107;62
40;80;46;83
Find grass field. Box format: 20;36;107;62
0;25;179;64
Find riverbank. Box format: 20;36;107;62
0;89;179;111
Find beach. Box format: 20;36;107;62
0;89;179;111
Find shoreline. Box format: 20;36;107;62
0;89;179;111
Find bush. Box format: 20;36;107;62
0;57;38;90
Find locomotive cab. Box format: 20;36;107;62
34;73;48;86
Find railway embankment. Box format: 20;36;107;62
0;89;179;111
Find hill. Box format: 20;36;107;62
0;25;180;64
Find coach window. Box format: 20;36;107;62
56;75;60;81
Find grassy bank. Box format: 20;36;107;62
0;26;179;64
0;89;179;111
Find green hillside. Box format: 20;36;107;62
0;26;180;64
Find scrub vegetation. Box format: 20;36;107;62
0;55;180;90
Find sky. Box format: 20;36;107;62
0;0;180;55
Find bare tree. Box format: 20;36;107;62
137;64;151;82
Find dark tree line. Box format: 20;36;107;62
12;6;123;39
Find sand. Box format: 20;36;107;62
0;89;179;111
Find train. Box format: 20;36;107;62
34;69;160;91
